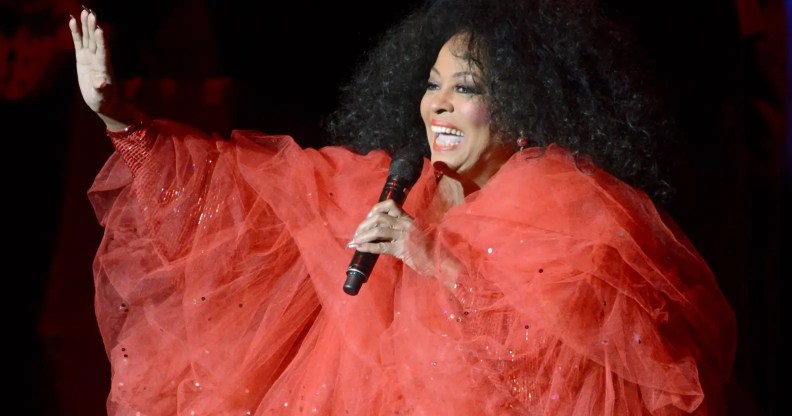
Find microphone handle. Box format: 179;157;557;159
343;251;379;295
378;178;408;204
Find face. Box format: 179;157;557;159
420;33;512;188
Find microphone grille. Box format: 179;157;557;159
388;147;424;185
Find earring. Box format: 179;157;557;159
516;137;528;151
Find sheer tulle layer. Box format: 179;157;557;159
89;121;736;415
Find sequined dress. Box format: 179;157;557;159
88;119;737;415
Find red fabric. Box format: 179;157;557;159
88;120;736;415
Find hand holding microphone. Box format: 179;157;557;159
343;149;423;296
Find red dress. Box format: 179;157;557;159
89;120;736;415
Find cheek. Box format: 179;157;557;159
460;101;490;126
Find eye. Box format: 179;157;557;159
426;81;440;91
455;84;480;95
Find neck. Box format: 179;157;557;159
437;175;468;206
433;147;514;199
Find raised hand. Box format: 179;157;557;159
69;7;130;129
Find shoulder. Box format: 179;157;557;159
487;144;629;199
468;144;657;236
494;143;645;201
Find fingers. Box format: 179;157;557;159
348;200;414;257
71;8;99;51
368;199;406;219
353;200;410;236
93;25;109;88
83;9;99;53
95;24;106;54
352;240;397;256
80;9;90;50
69;15;82;50
86;12;98;54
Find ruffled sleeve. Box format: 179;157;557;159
87;120;351;414
87;119;432;415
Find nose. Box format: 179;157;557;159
429;89;453;113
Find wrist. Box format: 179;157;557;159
100;106;151;138
98;103;142;132
104;107;156;176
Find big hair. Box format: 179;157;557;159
326;0;677;203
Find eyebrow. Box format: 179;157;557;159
429;67;476;79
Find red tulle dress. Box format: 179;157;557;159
88;119;736;415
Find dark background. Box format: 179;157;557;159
5;0;785;414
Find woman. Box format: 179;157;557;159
70;0;736;414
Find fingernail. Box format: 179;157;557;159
346;241;358;248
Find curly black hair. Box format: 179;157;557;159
326;0;678;203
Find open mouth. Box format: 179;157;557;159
431;126;463;150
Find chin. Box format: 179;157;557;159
431;158;460;175
430;153;448;165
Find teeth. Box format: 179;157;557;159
431;126;464;136
435;133;462;146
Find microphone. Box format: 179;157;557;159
343;148;423;296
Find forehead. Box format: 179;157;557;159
436;33;478;73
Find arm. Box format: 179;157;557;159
71;8;235;260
